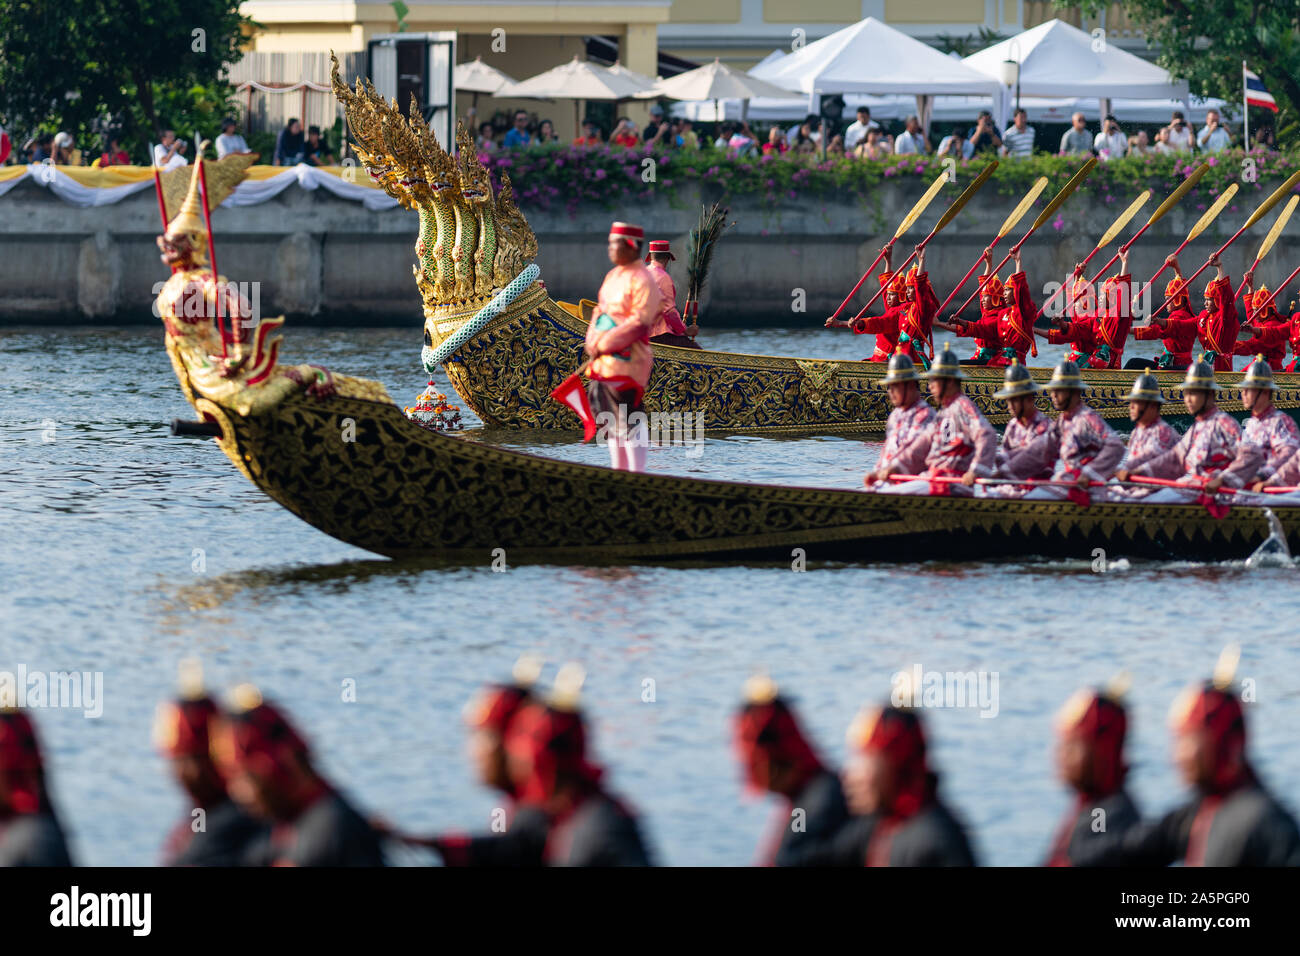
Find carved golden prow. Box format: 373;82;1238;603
329;53;537;315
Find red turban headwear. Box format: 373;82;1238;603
503;700;603;805
1169;682;1251;795
848;705;930;819
733;689;824;794
1056;688;1128;798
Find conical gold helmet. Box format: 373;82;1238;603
1237;354;1279;392
1181;354;1220;393
1126;371;1166;404
992;359;1038;399
924;340;966;380
1046;359;1089;391
163;143;210;263
881;350;921;386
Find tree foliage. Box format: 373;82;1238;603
0;0;249;156
1056;1;1300;135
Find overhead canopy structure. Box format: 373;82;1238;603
749;17;1003;133
650;59;793;102
964;19;1189;126
499;56;653;133
454;56;515;95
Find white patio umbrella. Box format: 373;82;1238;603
454;56;516;112
650;58;800;136
499;56;653;134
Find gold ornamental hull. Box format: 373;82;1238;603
192;384;1297;564
431;290;1300;435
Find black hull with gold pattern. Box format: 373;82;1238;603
195;384;1297;564
433;294;1300;436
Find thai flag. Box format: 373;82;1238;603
1245;68;1279;112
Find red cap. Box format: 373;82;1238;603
645;239;675;262
609;221;644;249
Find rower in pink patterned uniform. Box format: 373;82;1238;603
586;220;663;472
1219;357;1298;493
863;352;935;490
878;342;996;497
644;239;701;350
1022;360;1125;504
1115;356;1249;503
982;361;1056;497
1106;373;1179;500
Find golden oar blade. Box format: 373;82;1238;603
1243;169;1300;229
1254;194;1299;263
1146;162;1209;226
1030;157;1099;231
894;169;951;239
1097;190;1151;248
932;161;998;233
996;176;1049;238
1187;183;1238;242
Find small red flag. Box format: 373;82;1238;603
550;372;598;442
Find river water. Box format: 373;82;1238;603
2;324;1298;866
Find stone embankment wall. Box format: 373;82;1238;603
2;175;1294;323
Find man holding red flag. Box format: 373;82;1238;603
583;220;663;472
895;248;940;369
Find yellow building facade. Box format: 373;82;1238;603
237;0;1144;139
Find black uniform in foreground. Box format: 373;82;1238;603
426;664;549;866
502;671;652;866
807;704;977;866
1044;684;1140;866
154;682;265;866
0;709;73;866
1075;671;1300;866
733;678;850;866
210;685;385;866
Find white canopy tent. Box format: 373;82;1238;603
964;19;1189;128
498;56;653;133
749;17;1004;134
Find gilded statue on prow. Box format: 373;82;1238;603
154;143;388;417
329;52;537;325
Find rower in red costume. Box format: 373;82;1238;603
1233;283;1289;369
938;249;1034;367
503;664;652;866
210;685;385;866
1046;268;1101;366
895;248;939;369
0;709;73;866
799;696;976;866
1043;681;1139;866
824;246;906;362
862;352;935;490
733;675;849;866
397;657;550;866
877;342;997;496
643;239;702;350
1182;253;1238;371
1073;647;1300;867
153;662;264;866
586;220;663;472
1128;263;1197;370
1088;251;1133;369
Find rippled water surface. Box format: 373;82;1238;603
2;325;1297;866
